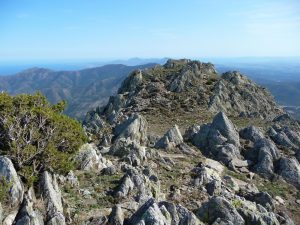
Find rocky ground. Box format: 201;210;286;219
1;59;300;225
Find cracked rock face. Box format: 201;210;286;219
41;171;66;225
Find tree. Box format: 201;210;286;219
0;92;87;185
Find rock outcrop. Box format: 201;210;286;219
127;198;203;225
41;171;66;225
197;196;245;225
0;156;24;207
155;125;183;149
276;157;300;189
208;71;283;119
77;143;112;171
192;112;242;165
13;195;43;225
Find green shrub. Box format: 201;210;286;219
0;176;12;203
0;92;88;185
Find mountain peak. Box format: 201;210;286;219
87;58;283;128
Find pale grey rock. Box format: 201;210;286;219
276;212;295;225
183;125;201;142
114;167;159;203
104;94;127;118
276;157;300;189
13;195;44;225
127;198;168;225
128;198;203;225
243;191;274;211
0;156;24;207
197;196;244;225
239;126;265;143
206;179;222;196
267;127;278;137
229;158;253;169
77;143;111;171
114;114;148;145
191;162;222;188
271;131;297;149
168;60;216;93
192;112;242;165
3;211;18;225
191;124;211;150
204;158;225;174
159;201;203;225
118;70;143;94
236;199;281;225
155;125;183;149
282;127;300;147
253;138;279;179
223;175;242;192
114;174;135;198
65;171;79;187
111;139;145;159
41;171;65;225
215;144;241;165
102;165;117;175
210;112;240;147
108;205;124;225
208;71;283;120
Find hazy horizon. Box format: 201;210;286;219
1;56;300;76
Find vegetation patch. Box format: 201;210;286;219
0;92;87;186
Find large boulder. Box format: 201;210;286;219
196;196;244;225
155;125;183;149
159;201;203;225
210;112;240;147
192;112;241;165
253;138;279;179
276;157;300;189
41;171;66;225
127;198;168;225
114;114;148;145
235;197;287;225
239;125;265;143
127;198;203;225
0;156;24;207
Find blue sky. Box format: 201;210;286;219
0;0;299;62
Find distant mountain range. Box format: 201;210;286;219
1;58;300;120
0;58;168;76
0;63;157;119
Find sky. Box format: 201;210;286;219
0;0;300;62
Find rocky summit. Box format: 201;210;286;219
1;59;300;225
